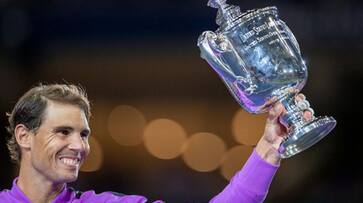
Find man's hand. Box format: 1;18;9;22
255;94;313;165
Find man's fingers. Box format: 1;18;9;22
267;102;285;124
303;108;314;121
268;94;314;125
295;93;306;103
294;93;315;121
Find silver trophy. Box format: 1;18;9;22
197;0;336;158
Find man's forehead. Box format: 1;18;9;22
42;100;89;127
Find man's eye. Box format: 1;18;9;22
81;132;89;139
59;130;70;135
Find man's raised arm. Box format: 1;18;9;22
210;95;313;203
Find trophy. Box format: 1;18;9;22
197;0;336;158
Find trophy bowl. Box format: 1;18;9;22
197;0;336;158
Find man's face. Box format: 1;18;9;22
29;100;90;184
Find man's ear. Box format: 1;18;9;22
14;124;32;149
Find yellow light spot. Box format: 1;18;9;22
107;105;146;146
143;118;187;159
182;132;226;172
81;136;103;172
232;109;267;146
220;145;253;180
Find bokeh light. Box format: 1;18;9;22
107;105;146;146
81;136;103;172
220;145;254;180
143;118;187;159
182;132;227;172
232;109;267;146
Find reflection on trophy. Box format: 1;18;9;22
197;0;336;158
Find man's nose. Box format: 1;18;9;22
68;134;86;152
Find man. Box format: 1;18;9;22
0;83;312;203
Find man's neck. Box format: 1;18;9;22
17;162;65;203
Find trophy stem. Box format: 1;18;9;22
278;93;336;158
279;92;306;129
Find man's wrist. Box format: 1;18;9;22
255;137;282;166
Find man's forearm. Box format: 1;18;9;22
255;137;281;166
209;149;279;203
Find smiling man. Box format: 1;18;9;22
0;83;312;203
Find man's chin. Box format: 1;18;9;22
54;171;79;183
66;174;78;182
53;162;81;183
65;172;79;182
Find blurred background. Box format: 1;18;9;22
0;0;362;202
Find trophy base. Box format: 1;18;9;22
280;116;336;158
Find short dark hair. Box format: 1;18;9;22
6;83;91;164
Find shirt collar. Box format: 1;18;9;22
10;177;72;203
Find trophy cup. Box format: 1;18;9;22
197;0;336;158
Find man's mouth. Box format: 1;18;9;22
59;156;81;168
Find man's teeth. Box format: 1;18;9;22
60;158;79;166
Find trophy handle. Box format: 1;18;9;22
198;30;257;95
198;30;237;83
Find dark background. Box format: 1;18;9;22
1;0;362;202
